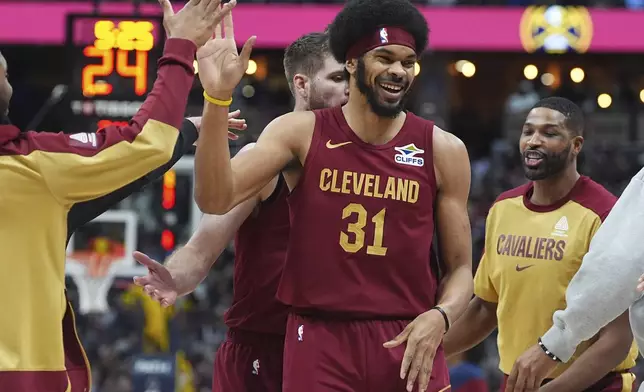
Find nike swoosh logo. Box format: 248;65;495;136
516;264;534;272
326;140;352;149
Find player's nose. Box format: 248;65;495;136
526;133;543;148
388;62;406;79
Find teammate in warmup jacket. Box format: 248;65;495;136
0;0;235;390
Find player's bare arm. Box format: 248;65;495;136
432;127;474;323
384;126;473;392
538;311;633;392
196;107;312;214
191;10;306;214
135;143;279;306
443;296;497;358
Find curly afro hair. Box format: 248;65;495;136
328;0;429;62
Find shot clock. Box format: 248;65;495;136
65;14;165;132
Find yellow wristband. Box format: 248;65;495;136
203;91;233;107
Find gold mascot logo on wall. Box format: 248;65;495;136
520;6;593;54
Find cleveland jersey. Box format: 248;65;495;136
278;106;439;318
224;175;291;334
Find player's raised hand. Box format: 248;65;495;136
158;0;236;48
132;251;178;308
383;309;447;392
196;9;256;100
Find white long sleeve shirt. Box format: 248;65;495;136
541;167;644;375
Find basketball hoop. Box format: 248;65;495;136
65;210;144;314
68;250;119;314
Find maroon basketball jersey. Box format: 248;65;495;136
277;106;439;318
224;175;291;334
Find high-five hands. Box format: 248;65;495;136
196;9;256;100
158;0;236;48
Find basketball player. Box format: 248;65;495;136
133;31;348;392
193;1;474;390
506;170;644;388
0;0;236;391
443;97;638;392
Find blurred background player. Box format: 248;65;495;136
132;31;348;392
443;97;638;392
191;1;473;390
448;344;489;392
0;0;235;391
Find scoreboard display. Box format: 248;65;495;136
65;14;165;132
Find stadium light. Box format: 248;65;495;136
246;59;257;75
414;62;420;76
524;65;538;80
242;84;256;98
597;93;612;109
640;89;644;103
570;67;585;83
455;60;467;72
541;73;555;86
461;62;476;78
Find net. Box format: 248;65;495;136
66;210;142;314
68;250;118;314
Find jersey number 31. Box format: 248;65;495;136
340;203;388;256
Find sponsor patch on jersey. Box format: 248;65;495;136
394;143;424;167
69;132;98;148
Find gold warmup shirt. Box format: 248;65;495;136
0;38;197;391
475;176;638;378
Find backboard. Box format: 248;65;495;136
65;156;201;313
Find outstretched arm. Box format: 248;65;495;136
541;168;644;361
195;105;311;214
31;39;196;205
165;144;278;295
67;118;199;237
165;198;259;295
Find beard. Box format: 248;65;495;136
522;144;572;181
307;84;329;111
355;57;408;119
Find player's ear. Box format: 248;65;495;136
345;59;357;75
572;135;584;156
293;74;309;101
